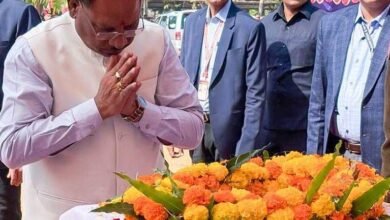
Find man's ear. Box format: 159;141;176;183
67;0;81;18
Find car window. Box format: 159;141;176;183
181;13;191;29
160;16;168;27
168;16;177;29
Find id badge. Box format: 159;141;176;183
198;80;209;101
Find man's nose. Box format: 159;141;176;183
109;34;128;49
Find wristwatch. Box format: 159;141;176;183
122;96;147;123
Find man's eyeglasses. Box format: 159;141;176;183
83;9;144;41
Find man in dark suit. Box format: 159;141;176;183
261;0;324;154
307;0;390;171
0;0;40;219
181;0;266;162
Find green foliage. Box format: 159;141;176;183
305;143;341;204
91;202;136;216
352;177;390;217
115;172;185;215
226;149;262;172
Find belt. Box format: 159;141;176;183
203;112;210;123
342;140;361;155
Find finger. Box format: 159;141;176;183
120;81;141;99
109;53;131;76
117;56;137;79
121;66;140;87
105;55;120;72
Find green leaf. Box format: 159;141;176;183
226;144;270;172
262;150;270;161
208;196;215;220
336;181;356;211
91;202;136;216
305;146;340;204
168;176;185;198
115;172;185;215
351;177;390;217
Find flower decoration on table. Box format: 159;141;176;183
92;146;390;220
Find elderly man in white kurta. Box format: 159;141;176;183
0;0;204;219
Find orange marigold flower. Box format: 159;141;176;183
264;193;288;213
249;157;264;166
355;162;377;180
125;215;137;220
329;212;347;220
242;193;259;200
220;184;232;191
183;185;212;206
213;190;236;203
133;197;168;220
365;203;385;218
196;175;220;191
293;204;312;220
320;173;353;197
133;197;150;214
246;181;266;196
288;175;312;192
173;173;196;186
265;161;283;179
138;174;162;186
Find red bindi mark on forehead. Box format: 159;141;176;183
119;21;127;26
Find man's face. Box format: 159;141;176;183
360;0;390;8
205;0;229;9
69;0;141;56
282;0;308;11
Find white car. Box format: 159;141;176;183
155;10;196;55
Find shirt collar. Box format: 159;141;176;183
206;0;231;23
355;3;390;27
273;2;315;22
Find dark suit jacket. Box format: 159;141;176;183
307;5;390;170
181;3;267;159
382;59;390;177
0;0;40;169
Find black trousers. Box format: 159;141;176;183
191;122;221;163
261;129;307;155
0;165;21;220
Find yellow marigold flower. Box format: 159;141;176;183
285;151;303;160
177;163;208;177
161;177;189;190
237;199;267;220
311;194;335;218
240;162;269;180
212;202;240;220
341;199;352;214
231;188;251;201
348;179;372;201
183;205;209;220
155;186;172;194
123;187;144;204
269;155;287;166
267;207;294;220
276;173;290;188
275;187;304;207
207;162;229;181
110;196;122;203
334;156;350;170
228;170;249;189
160;178;173;190
264;180;280;193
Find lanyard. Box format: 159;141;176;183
201;22;223;79
361;22;375;53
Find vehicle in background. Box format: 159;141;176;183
155;10;196;55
